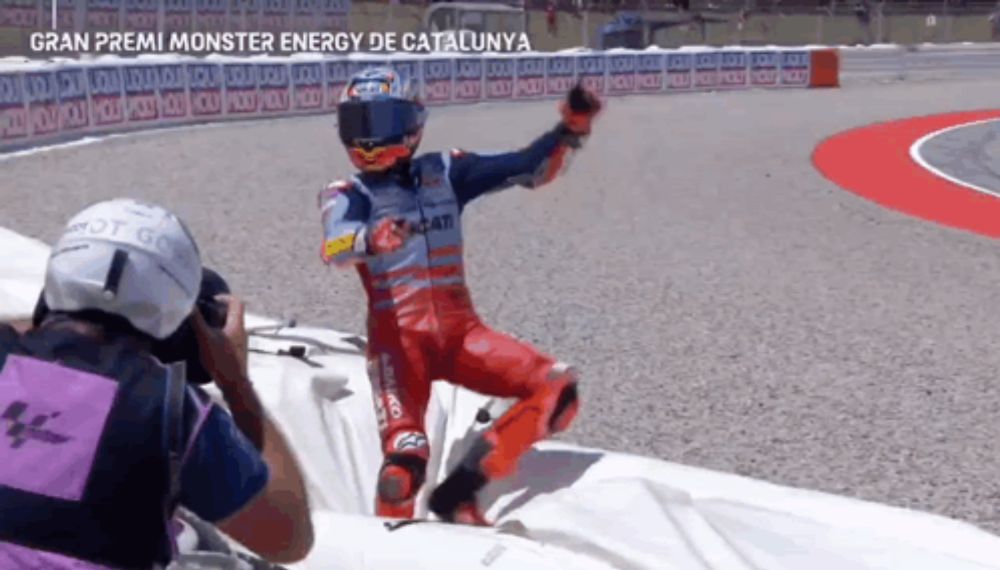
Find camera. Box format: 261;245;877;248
151;267;231;384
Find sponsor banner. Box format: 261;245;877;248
322;0;349;30
780;50;811;86
125;0;159;31
718;51;748;88
328;14;349;32
164;0;193;32
514;57;545;100
1;0;38;28
545;55;575;98
750;51;780;86
88;66;125;128
123;65;160;123
0;74;29;143
195;0;228;31
158;64;189;120
666;53;692;91
87;0;120;29
188;63;223;117
56;0;78;29
24;72;60;139
258;64;291;113
607;54;636;94
693;52;720;89
224;63;259;116
422;59;453;105
293;0;321;30
57;67;90;133
291;62;324;111
484;58;514;101
635;53;664;92
324;0;349;13
261;0;290;32
453;58;483;102
325;60;351;109
240;0;261;30
576;55;605;94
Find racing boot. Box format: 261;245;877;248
430;366;580;525
428;438;491;526
375;430;430;519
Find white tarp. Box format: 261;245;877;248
0;227;48;321
4;227;1000;570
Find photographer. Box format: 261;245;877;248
0;199;313;569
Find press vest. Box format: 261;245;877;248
0;324;197;569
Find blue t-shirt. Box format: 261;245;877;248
178;390;270;522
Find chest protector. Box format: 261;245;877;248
0;325;190;569
355;153;468;314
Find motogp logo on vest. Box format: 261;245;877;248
2;401;72;449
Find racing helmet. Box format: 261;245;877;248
337;66;427;172
43;198;203;340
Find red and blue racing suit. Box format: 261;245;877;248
319;123;584;518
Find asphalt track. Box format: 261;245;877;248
4;76;1000;533
916;118;1000;196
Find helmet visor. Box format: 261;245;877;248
337;99;423;146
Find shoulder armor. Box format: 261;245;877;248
317;179;356;209
329;179;354;190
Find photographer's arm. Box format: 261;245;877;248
2;319;33;334
191;298;264;450
216;411;313;563
188;295;314;563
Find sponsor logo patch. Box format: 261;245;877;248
392;430;428;452
323;233;355;258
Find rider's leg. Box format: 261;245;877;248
429;322;580;523
367;317;433;519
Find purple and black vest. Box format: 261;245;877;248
0;324;193;569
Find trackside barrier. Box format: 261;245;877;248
0;47;840;153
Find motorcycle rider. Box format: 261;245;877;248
0;199;313;568
319;67;602;525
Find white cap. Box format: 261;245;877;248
43;199;202;340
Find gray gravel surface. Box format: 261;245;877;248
919;117;1000;195
4;78;1000;533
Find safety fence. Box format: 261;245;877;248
0;47;839;152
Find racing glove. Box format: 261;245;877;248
368;217;411;255
559;83;602;137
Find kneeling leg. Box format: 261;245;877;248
430;324;580;523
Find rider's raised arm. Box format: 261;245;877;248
318;180;372;268
448;85;602;208
447;124;584;208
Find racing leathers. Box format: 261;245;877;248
319;120;590;522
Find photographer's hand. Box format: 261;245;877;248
192;295;264;451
